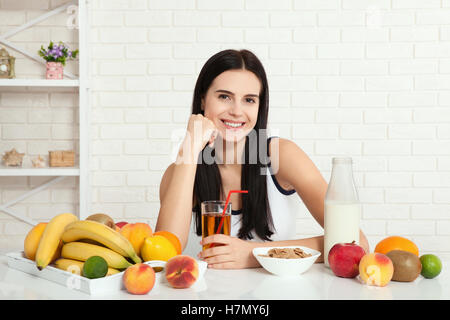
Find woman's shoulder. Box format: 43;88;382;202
268;137;312;188
268;137;308;162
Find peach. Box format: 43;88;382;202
120;222;153;257
359;253;394;287
165;255;199;289
123;263;155;295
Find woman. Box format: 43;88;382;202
155;49;369;269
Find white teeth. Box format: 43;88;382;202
224;121;244;128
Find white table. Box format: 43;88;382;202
0;249;448;300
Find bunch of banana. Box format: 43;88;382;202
54;258;120;276
35;213;78;270
61;220;142;264
61;242;132;270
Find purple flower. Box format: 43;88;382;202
68;50;72;57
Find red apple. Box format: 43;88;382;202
115;221;128;229
328;241;366;278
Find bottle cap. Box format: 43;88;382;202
332;157;352;164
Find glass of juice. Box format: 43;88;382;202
201;200;232;250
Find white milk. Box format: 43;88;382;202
323;201;361;267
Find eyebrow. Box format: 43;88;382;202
215;89;259;98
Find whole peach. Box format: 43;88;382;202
165;255;199;289
120;222;153;257
123;263;155;295
359;253;394;287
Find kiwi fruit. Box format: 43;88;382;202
386;250;422;282
86;213;115;229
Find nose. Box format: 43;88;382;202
228;101;244;117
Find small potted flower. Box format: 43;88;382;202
38;41;78;79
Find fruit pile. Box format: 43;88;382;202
23;212;199;295
328;236;442;287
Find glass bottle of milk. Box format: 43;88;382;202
324;157;361;267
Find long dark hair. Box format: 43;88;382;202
192;49;274;241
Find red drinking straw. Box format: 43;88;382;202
215;190;248;234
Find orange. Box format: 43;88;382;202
374;236;419;256
154;230;182;254
140;235;178;262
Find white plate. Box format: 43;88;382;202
253;246;321;276
6;251;207;295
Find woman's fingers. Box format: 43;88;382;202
201;234;230;246
208;129;218;148
199;243;231;259
199;235;240;268
207;261;237;269
184;114;219;154
204;255;235;267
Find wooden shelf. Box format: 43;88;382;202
0;165;80;176
0;0;89;224
0;79;79;87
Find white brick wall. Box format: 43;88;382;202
1;0;450;258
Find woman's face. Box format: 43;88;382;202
202;69;261;143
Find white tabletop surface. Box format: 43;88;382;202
0;250;448;300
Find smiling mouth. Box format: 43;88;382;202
221;120;245;129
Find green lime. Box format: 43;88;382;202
82;256;108;279
420;254;442;279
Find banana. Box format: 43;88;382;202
35;213;78;270
61;220;141;264
61;242;133;269
53;258;120;276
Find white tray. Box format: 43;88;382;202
6;251;206;296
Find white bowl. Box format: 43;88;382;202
252;246;321;276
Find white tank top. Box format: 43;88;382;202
183;137;305;256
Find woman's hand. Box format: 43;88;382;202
198;234;260;269
179;114;218;161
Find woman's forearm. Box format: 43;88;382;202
155;148;199;249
